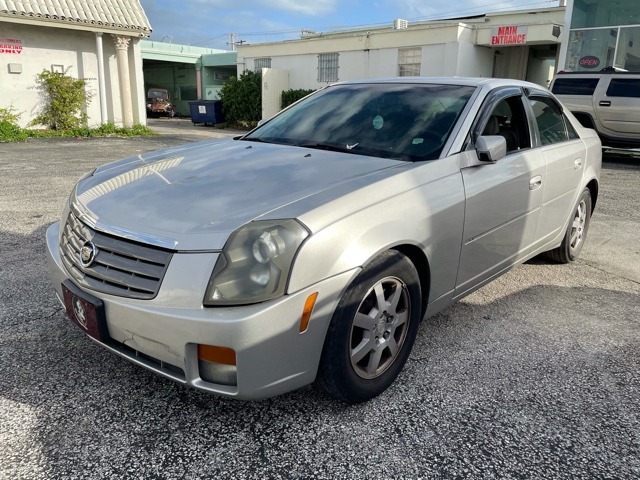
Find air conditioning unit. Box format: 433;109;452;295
393;19;408;30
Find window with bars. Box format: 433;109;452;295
254;57;272;71
398;48;421;77
318;53;339;82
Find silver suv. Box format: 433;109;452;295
550;70;640;149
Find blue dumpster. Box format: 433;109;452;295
188;100;224;125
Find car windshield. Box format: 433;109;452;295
148;90;168;99
243;83;475;161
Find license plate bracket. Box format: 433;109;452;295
62;280;109;342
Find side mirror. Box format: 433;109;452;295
476;136;507;163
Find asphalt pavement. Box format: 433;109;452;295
0;123;638;479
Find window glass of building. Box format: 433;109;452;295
254;58;272;71
318;53;339;82
398;48;421;76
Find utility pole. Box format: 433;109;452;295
227;33;246;51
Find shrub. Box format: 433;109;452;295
281;89;315;109
219;70;262;124
31;69;92;130
0;106;22;125
0;107;27;142
0;120;28;142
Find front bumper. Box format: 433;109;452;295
46;222;358;400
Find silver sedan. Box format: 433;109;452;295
46;78;602;402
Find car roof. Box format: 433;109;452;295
335;77;546;90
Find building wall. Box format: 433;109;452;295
0;21;145;128
238;10;563;90
241;41;496;91
202;66;235;100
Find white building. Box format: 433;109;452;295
237;8;566;119
0;0;151;128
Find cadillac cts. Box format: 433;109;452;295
46;78;601;403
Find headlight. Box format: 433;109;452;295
203;219;309;306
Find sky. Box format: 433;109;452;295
139;0;562;50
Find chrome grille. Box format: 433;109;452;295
60;211;173;299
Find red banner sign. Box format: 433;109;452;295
491;26;528;45
0;38;23;54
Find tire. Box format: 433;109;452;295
316;250;422;403
546;188;592;263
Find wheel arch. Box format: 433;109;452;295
572;111;596;130
390;244;431;319
586;178;599;213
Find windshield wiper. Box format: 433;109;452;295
299;143;354;153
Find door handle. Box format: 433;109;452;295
574;158;583;170
529;175;542;190
599;100;611;107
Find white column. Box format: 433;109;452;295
112;35;134;128
95;33;108;124
196;61;203;99
557;0;575;71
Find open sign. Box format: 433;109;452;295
579;56;600;69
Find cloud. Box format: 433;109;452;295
269;0;337;15
191;0;337;16
388;0;513;20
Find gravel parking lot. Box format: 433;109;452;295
1;123;638;479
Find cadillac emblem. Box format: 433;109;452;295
72;297;88;329
80;241;97;268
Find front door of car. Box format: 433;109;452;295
454;91;545;298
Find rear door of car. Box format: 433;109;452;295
525;92;585;248
594;74;640;138
455;87;545;298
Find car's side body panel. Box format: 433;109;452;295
290;157;466;305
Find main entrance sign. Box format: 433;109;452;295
491;26;528;45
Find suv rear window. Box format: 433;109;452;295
606;79;640;98
551;78;599;95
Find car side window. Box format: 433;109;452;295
606;79;640;98
529;97;569;146
565;115;580;140
481;96;531;154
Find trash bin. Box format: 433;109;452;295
188;100;224;125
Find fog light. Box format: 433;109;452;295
198;344;237;386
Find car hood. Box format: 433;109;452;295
72;139;403;251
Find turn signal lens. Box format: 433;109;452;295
299;292;318;333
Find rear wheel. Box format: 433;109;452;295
546;188;592;263
316;250;421;403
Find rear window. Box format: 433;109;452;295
606;79;640;98
551;78;599;95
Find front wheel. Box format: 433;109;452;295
316;250;422;403
546;188;592;263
